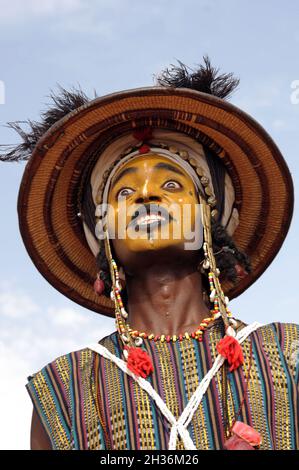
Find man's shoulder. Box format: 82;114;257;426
251;320;299;338
235;319;299;336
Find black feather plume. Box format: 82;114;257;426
156;55;239;99
0;85;93;162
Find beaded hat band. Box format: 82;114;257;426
84;128;239;259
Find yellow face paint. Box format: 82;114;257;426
106;154;201;257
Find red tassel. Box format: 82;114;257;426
224;421;262;450
217;335;244;371
126;346;154;378
224;434;255;450
132;128;152;142
232;421;262;447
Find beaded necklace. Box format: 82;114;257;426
124;309;233;343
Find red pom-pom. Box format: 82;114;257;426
231;421;262;447
93;278;105;295
132;128;152;142
126;347;154;378
217;335;244;371
138;144;151;154
224;421;262;450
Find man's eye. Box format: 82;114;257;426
163;180;182;190
117;188;134;199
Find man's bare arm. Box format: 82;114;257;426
30;408;52;450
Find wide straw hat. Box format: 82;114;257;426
3;59;292;317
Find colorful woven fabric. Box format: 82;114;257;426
26;320;299;450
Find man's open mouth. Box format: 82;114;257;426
128;204;173;231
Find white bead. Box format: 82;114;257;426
203;259;210;269
213;312;221;319
209;289;216;302
116;280;122;291
110;290;115;301
121;307;128;319
123;350;128;359
225;296;229;306
134;337;143;346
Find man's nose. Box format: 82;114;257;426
134;181;161;204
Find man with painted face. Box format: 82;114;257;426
1;58;298;450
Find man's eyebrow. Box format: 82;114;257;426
153;162;185;176
112;166;138;185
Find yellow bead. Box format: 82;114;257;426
172;335;177;342
160;334;165;343
148;334;154;340
185;332;190;340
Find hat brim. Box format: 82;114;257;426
17;87;294;317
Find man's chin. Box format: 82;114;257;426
124;237;186;253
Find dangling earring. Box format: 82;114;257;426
102;223;154;378
93;271;105;296
199;194;232;326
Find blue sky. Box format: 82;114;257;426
0;0;298;449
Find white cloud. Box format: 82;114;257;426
48;305;89;326
0;290;39;318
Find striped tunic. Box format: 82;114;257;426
26;320;299;450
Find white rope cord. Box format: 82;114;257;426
87;321;263;450
168;321;263;449
87;342;195;449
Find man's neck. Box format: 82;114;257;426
125;262;211;337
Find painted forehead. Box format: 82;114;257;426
111;154;192;187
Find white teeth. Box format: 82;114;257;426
136;214;166;225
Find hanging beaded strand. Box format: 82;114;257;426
103;224;144;350
199;194;233;331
